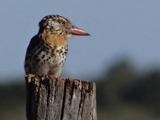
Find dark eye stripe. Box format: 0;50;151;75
58;19;61;23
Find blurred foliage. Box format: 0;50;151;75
1;60;160;120
96;60;160;120
0;80;26;120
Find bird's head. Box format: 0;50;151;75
38;15;90;38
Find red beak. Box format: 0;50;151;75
69;26;90;36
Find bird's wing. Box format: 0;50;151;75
26;35;40;55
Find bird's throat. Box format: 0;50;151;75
41;31;68;48
47;35;68;47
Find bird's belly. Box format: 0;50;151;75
47;52;67;76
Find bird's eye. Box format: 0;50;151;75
61;22;65;25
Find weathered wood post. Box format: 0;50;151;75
25;74;97;120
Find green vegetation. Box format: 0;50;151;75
0;82;26;120
96;61;160;120
0;60;160;120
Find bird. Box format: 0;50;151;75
24;15;90;76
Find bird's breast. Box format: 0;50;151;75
38;43;68;67
25;41;68;75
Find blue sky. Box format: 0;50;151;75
0;0;160;81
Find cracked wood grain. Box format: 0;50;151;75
25;74;97;120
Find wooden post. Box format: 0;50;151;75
25;74;97;120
